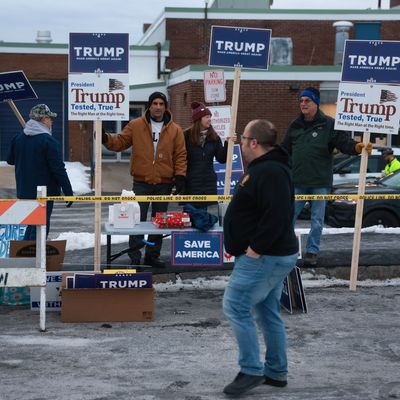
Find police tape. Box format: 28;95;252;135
14;193;400;202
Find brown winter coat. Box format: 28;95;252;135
104;110;187;184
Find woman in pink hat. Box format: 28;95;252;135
183;101;236;209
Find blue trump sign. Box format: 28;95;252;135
209;26;271;69
171;232;223;266
341;40;400;84
0;71;37;102
69;33;129;73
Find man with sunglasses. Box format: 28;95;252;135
282;87;372;266
222;119;298;396
7;104;73;240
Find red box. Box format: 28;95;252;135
152;211;191;229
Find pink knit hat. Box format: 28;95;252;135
191;101;211;122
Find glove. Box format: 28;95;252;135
174;175;186;195
65;201;73;208
355;142;372;156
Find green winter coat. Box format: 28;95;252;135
282;110;358;187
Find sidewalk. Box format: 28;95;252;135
1;285;399;400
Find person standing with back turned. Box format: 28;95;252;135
102;92;187;268
7;104;73;240
222;119;298;396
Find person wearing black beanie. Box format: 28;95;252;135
102;91;187;268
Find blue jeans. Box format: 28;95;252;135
293;186;330;254
223;252;298;379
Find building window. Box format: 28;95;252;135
354;23;381;40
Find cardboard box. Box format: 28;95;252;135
61;288;154;322
9;240;66;271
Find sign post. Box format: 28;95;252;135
208;26;271;196
69;33;129;271
338;40;400;290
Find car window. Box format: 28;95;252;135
381;170;400;188
336;155;382;174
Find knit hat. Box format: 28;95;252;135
191;101;211;122
300;87;320;106
29;104;57;121
147;91;168;108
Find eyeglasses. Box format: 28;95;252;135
299;98;312;104
240;134;255;141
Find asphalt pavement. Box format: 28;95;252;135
1;285;399;400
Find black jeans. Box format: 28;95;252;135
128;182;172;262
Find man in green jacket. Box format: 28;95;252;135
282;87;372;266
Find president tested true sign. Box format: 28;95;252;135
335;82;400;135
209;26;271;69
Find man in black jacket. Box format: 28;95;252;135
222;119;298;396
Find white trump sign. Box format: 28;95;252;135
335;82;400;135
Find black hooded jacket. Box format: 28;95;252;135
223;145;298;257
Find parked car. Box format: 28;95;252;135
332;147;400;186
326;169;400;228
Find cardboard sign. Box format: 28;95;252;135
335;82;400;135
280;267;307;314
209;26;271;69
171;232;223;266
0;70;37;102
0;224;26;258
9;240;66;271
30;272;62;311
341;40;400;85
204;69;226;103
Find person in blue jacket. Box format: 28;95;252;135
7;104;73;240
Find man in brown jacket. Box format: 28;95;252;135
103;92;187;267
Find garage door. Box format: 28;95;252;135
0;80;66;161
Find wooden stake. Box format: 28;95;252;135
94;120;102;272
349;131;370;291
223;67;241;196
7;100;26;127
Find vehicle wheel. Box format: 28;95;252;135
362;210;399;227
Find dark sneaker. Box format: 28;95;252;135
264;376;287;387
129;257;141;266
144;256;166;268
223;372;264;395
303;252;317;266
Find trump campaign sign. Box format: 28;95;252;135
335;82;400;135
0;71;37;102
171;232;223;266
341;40;400;85
68;33;129;121
209;26;271;69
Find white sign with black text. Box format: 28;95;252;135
204;70;226;103
209;105;231;142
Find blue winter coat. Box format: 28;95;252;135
6;120;73;199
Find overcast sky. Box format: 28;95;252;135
0;0;390;45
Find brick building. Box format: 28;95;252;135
0;3;399;163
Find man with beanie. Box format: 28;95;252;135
282;87;372;266
7;104;73;240
102;91;186;268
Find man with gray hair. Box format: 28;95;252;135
7;104;73;240
222;119;298;396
